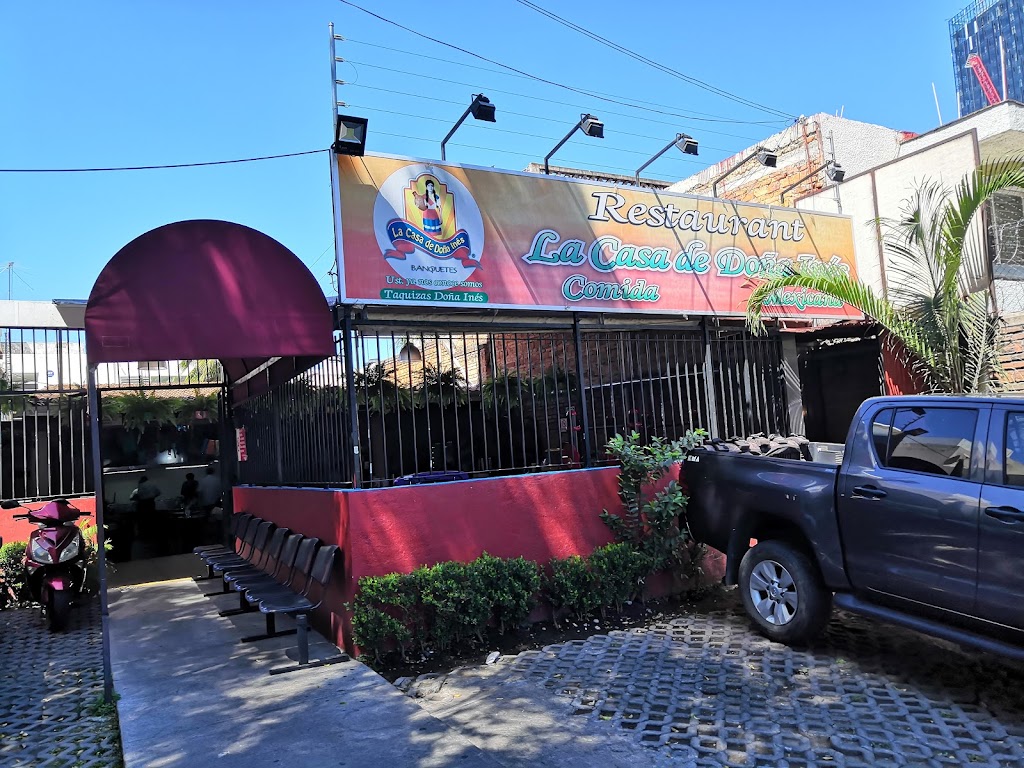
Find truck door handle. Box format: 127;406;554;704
852;485;887;500
985;506;1024;523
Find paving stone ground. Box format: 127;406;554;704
407;589;1024;768
0;599;122;768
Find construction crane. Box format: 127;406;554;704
966;53;1002;106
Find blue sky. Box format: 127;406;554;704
1;0;972;301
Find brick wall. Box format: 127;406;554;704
1000;312;1024;392
679;120;828;205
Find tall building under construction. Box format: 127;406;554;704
950;0;1024;117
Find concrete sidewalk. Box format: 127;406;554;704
108;577;502;768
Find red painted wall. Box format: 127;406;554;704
882;340;924;395
233;466;724;655
345;467;620;580
0;497;97;546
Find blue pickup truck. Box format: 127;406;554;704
684;395;1024;659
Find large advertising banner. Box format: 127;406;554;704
335;154;862;319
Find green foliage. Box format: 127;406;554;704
351;552;542;664
481;370;533;411
103;389;220;429
416;365;468;407
481;554;541;634
588;543;651;615
79;521;112;595
0;541;27;609
352;362;413;414
84;691;121;718
418;560;490;651
544;554;599;627
351;572;415;664
178;359;223;385
103;390;174;431
747;158;1024;394
600;430;707;573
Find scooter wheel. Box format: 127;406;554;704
47;591;71;632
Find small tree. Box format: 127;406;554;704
601;430;706;573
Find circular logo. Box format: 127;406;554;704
373;164;485;290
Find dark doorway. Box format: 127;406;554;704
800;338;884;443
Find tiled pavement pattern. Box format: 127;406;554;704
412;591;1024;767
0;600;122;768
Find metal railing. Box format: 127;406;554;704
233;320;789;489
0;325;226;500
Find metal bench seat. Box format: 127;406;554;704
253;544;345;674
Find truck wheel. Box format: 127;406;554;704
738;541;831;644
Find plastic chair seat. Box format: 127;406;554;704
258;594;314;614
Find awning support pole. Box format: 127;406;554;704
87;365;113;703
342;306;361;488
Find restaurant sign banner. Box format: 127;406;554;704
335;154;862;319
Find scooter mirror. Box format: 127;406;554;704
1;499;21;509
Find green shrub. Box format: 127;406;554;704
473;553;541;634
589;543;651;614
0;541;27;609
419;561;491;652
351;573;415;664
545;555;599;627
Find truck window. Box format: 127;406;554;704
880;407;977;478
871;408;894;462
1005;412;1024;487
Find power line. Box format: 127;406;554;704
345;37;781;125
342;48;785;127
335;1;792;126
0;149;327;174
347;84;763;142
513;0;796;121
345;58;778;129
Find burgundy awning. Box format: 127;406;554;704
85;220;335;399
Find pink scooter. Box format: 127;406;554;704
2;498;87;631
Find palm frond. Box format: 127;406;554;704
747;157;1023;394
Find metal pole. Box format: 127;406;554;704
1000;35;1008;101
86;365;113;703
544;122;581;175
571;313;591;467
342;307;361;488
441;104;473;162
634;135;679;186
701;319;719;439
328;23;346;307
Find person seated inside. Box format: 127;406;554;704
180;472;199;510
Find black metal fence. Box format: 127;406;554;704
233;319;789;489
0;325;227;501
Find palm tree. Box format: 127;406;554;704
351;362;412;414
416;365;468;407
178;359;223;385
747;158;1024;394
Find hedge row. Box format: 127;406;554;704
351;543;651;664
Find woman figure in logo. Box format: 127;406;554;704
415;179;443;236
